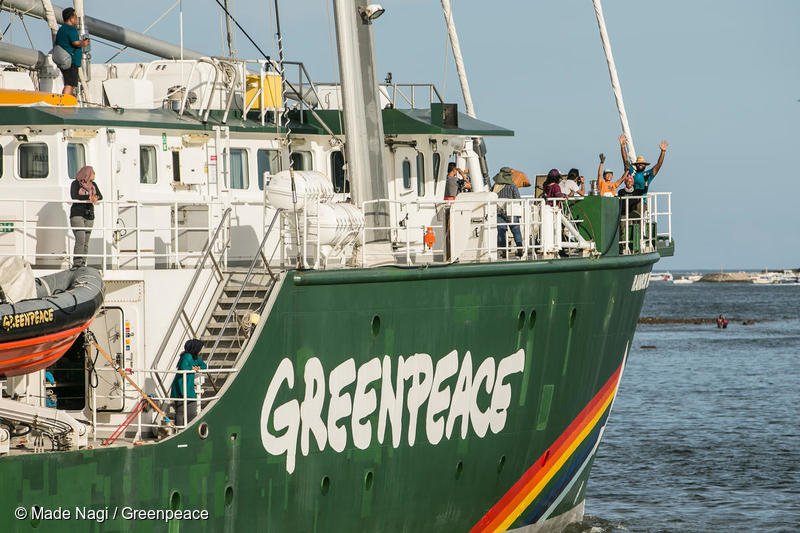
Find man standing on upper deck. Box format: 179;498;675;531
55;8;89;97
618;135;669;193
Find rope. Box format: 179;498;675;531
88;334;174;428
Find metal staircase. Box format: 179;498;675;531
154;208;283;401
198;268;277;395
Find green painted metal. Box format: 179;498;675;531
572;196;622;257
0;254;656;532
0;104;512;138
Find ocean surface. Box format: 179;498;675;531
581;280;800;533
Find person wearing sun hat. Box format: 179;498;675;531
618;135;668;193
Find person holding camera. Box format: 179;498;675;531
54;7;90;96
444;162;471;200
560;168;584;197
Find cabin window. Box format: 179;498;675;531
432;152;441;189
290;150;312;171
257;149;282;190
416;152;426;196
402;158;411;189
67;143;85;180
139;145;158;184
18;143;49;179
229;148;249;189
171;151;181;182
330;151;349;193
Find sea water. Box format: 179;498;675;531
581;281;800;532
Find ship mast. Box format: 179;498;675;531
592;0;636;161
440;0;474;118
332;0;390;244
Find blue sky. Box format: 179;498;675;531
10;1;800;269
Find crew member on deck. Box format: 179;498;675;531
69;165;102;267
618;135;669;194
55;8;89;96
444;162;470;200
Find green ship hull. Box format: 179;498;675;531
1;252;657;532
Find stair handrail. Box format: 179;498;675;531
153;207;232;394
204;208;283;392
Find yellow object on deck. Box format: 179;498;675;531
0;89;77;106
244;73;283;110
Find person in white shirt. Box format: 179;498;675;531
560;168;584;197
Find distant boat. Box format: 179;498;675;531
673;277;694;285
650;271;673;282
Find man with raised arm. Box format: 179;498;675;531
618;135;669;193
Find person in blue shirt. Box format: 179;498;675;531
54;7;89;96
618;135;668;193
169;339;207;427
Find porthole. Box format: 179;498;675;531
371;315;381;336
364;471;374;491
455;460;464;480
497;455;507;474
569;308;577;328
170;491;181;510
529;310;537;329
320;476;331;495
198;422;209;439
517;310;526;331
224;486;234;506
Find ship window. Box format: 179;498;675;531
330;151;349;193
67;143;85;180
432;152;441;189
257;149;282;190
171;151;181;182
402;158;411;189
229;148;249;189
416;152;426;196
290;150;312;171
18;143;49;179
139;145;158;184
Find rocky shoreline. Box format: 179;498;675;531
638;317;757;325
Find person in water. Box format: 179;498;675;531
170;339;207;427
55;7;90;96
69;165;102;267
618;135;669;193
716;314;729;329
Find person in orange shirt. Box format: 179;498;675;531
596;153;627;197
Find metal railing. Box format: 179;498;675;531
88;367;238;443
203;209;283;391
151;208;232;391
380;83;444;109
0;198;269;270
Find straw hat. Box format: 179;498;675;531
633;155;649;166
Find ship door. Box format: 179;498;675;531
86;307;126;412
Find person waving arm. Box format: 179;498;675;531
652;140;668;176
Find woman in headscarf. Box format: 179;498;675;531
69;165;102;267
170;339;207;427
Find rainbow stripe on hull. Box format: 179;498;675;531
473;363;623;532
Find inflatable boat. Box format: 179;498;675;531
0;266;104;377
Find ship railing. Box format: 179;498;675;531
355;197;595;267
0;197;279;271
380;83;444;110
87;368;238;443
618;192;672;255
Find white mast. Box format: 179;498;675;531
592;0;636;161
73;0;90;81
40;0;58;42
440;0;474;118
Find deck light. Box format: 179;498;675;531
358;4;385;24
